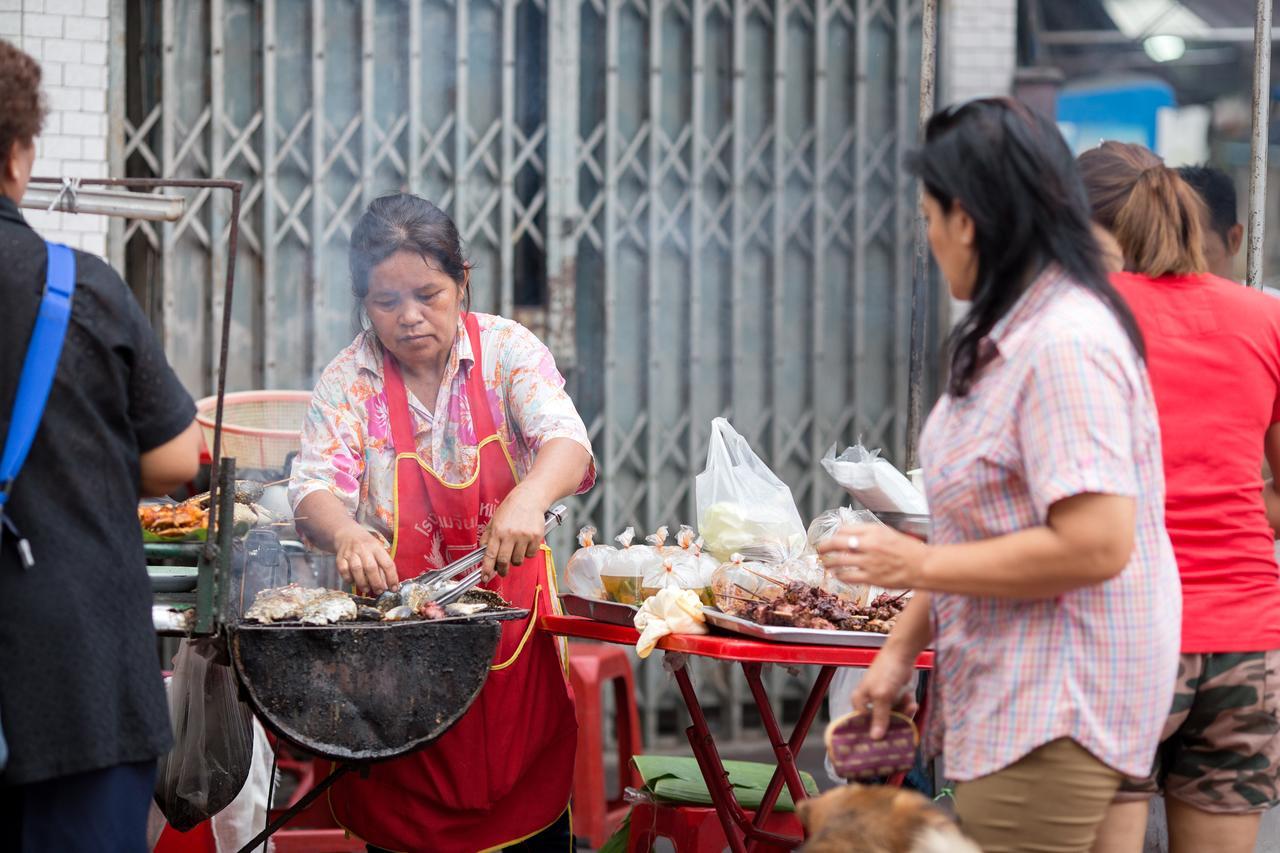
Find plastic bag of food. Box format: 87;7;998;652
677;526;721;591
820;444;928;515
155;638;255;832
600;528;661;605
807;507;880;550
710;554;786;613
774;552;825;587
646;526;679;557
566;526;614;599
641;553;712;606
695;418;808;562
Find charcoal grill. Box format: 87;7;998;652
230;610;526;762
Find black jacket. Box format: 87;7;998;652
0;196;194;785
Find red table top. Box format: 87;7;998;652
541;614;934;669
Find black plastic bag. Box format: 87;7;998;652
154;638;254;832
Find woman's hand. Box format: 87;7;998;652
817;523;931;590
850;646;920;739
480;484;547;580
333;524;399;595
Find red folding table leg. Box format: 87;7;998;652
672;661;750;853
742;663;836;852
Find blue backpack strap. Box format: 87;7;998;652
0;241;77;569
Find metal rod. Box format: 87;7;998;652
234;762;359;853
500;0;517;318
361;0;375;209
852;0;868;445
161;0;177;357
455;0;470;231
20;186;185;221
893;0;910;463
728;0;747;742
1039;27;1280;45
210;0;228;397
905;0;938;468
205;181;243;563
408;0;423;197
603;0;619;544
812;0;828;519
1247;0;1273;291
309;0;326;380
646;0;662;532
690;0;706;528
263;0;279;386
107;0;127;271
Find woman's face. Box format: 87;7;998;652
923;192;977;300
364;250;466;373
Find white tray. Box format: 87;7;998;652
702;608;889;648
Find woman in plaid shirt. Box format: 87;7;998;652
819;99;1182;852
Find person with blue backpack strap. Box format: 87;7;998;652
0;40;203;853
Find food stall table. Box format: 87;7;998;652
540;614;934;853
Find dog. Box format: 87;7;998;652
797;783;982;853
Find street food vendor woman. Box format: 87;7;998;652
288;193;595;853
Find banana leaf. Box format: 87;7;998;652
631;755;819;812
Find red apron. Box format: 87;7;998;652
330;314;578;853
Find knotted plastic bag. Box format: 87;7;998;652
695;418;807;562
566;526;614;599
600;527;661;605
154;638;255;832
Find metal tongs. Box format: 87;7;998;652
405;504;569;606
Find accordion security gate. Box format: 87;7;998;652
119;0;934;743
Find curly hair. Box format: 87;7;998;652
0;40;46;163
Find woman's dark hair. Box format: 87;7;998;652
0;40;46;165
1078;142;1207;277
349;193;472;324
908;98;1145;397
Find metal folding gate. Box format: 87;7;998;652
119;0;937;740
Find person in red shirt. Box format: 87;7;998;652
1079;141;1280;853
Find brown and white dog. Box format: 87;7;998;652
797;784;982;853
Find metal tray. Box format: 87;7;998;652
703;609;889;648
872;511;931;540
559;594;638;627
149;566;199;593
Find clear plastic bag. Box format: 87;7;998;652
600;527;661;605
566;526;614;599
807;506;880;549
155;638;255;832
641;554;710;605
710;554;786;612
696;418;808;562
821;443;928;514
677;526;721;592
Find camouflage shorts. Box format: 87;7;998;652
1117;651;1280;813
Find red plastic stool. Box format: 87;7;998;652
626;803;802;852
567;641;644;849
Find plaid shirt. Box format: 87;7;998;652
918;267;1181;780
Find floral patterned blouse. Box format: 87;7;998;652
288;313;596;542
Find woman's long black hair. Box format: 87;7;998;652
908;98;1145;397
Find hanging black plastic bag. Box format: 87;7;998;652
154;637;254;832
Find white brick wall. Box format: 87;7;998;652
0;0;112;258
940;0;1018;105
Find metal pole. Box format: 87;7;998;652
1247;0;1273;291
904;0;938;469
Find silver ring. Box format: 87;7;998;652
847;535;860;552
